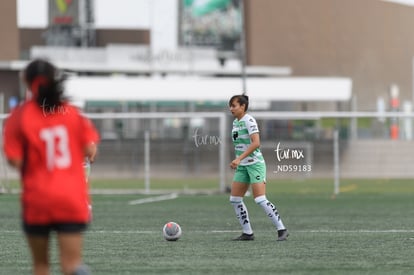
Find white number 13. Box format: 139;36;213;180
40;125;71;170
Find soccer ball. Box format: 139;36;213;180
163;222;182;241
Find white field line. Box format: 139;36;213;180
3;229;414;234
212;229;414;233
298;229;414;233
128;193;178;205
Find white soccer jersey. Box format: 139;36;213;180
231;113;265;166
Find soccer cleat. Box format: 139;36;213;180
233;233;255;241
277;229;289;241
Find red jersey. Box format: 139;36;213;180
3;100;99;224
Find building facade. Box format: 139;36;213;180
246;0;414;111
1;0;414;111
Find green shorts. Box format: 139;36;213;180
233;162;266;184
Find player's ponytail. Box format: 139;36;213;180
24;59;66;109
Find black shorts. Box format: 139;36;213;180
23;222;88;236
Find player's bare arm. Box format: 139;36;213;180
85;142;97;163
7;158;22;169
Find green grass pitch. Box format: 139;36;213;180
1;179;414;274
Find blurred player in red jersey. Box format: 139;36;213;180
3;59;99;275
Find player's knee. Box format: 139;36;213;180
230;196;243;204
254;195;267;205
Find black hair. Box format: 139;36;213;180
229;94;249;111
23;59;66;108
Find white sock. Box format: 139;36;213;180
255;195;286;231
230;196;253;234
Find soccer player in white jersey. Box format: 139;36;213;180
229;94;289;241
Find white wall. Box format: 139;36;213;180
17;0;178;53
94;0;151;29
17;0;154;29
17;0;48;28
150;0;178;54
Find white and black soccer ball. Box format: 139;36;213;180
163;222;182;241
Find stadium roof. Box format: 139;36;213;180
0;59;292;77
65;76;352;109
381;0;414;6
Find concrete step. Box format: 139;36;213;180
340;140;414;178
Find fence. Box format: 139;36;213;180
1;111;414;194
